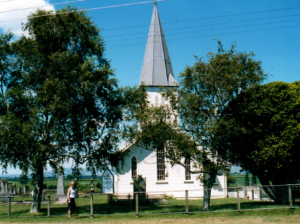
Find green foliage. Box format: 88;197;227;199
214;81;300;202
252;175;257;186
226;172;237;185
72;167;83;181
0;6;127;212
244;172;249;186
163;194;177;200
163;41;266;210
66;174;74;180
96;181;102;191
19;173;28;184
47;185;56;189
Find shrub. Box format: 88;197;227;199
47;185;56;189
66;174;74;180
19;174;28;184
163;194;176;200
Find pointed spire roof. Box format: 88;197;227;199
139;3;178;87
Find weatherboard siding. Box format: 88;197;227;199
113;145;227;199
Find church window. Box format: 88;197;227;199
185;156;191;180
132;156;137;178
155;95;159;106
157;148;165;180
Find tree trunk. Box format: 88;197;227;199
30;164;44;213
202;171;217;211
257;175;289;204
272;185;289;204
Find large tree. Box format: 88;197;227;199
0;7;125;212
213;81;300;203
165;41;267;210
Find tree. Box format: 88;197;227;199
244;172;249;186
19;173;28;184
213;81;300;203
252;174;257;186
66;174;74;180
0;6;126;213
164;41;266;210
72;167;83;181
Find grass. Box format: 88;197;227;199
1;195;300;223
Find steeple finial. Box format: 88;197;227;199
154;0;157;5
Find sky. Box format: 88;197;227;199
0;0;299;175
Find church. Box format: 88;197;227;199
107;2;227;199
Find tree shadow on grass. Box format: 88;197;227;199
1;198;296;217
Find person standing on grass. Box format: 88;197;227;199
67;181;83;219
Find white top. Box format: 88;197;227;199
69;187;76;198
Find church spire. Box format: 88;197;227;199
139;3;178;87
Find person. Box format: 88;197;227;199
67;181;83;219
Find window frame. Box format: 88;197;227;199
185;156;191;180
132;156;137;179
157;148;165;181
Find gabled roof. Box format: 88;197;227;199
139;3;178;87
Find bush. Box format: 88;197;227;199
96;182;102;189
66;174;74;180
19;174;28;184
47;185;56;189
163;194;176;200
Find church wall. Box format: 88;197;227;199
113;145;227;199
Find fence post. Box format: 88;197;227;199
90;194;94;218
47;195;51;217
107;194;111;214
7;196;11;216
288;185;293;209
259;189;262;201
185;190;189;215
237;187;240;212
135;193;139;217
244;188;247;199
252;189;254;201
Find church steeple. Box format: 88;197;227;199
139;3;178;87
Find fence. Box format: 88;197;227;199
1;184;300;218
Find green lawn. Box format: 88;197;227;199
1;195;300;223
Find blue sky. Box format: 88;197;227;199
0;0;299;174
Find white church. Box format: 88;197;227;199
105;2;227;199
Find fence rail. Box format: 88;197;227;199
1;184;300;218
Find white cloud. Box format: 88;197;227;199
0;0;55;36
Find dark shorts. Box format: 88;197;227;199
68;198;76;210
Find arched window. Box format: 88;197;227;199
132;156;137;178
185;156;191;180
157;148;165;180
155;95;159;106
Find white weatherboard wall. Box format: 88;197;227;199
113;145;227;199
